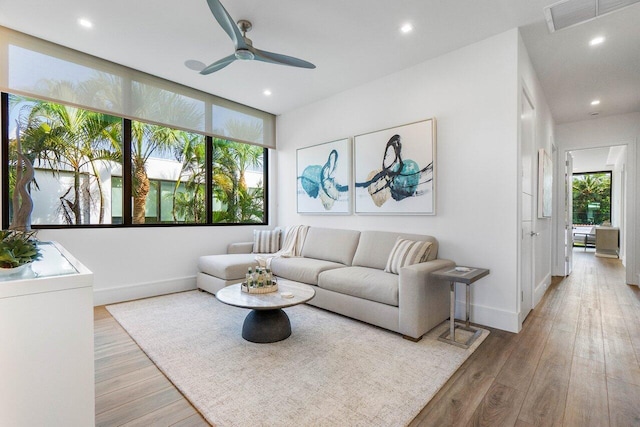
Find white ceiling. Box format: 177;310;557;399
0;0;638;123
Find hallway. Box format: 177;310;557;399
413;249;640;426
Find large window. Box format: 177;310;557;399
6;93;122;225
572;171;612;226
2;93;267;227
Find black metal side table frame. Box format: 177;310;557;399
431;266;490;349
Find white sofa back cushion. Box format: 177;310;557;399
352;231;439;270
300;227;361;266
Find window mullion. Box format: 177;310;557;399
122;119;133;226
206;135;213;224
1;92;9;229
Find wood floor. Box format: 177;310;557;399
94;307;208;426
95;250;640;426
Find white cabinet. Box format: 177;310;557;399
0;242;94;427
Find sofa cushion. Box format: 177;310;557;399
198;254;260;281
384;238;432;274
352;231;439;270
300;227;361;266
252;229;281;254
318;266;399;307
270;257;344;285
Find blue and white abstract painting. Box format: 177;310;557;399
354;119;436;215
297;138;351;214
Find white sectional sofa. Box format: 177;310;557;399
197;227;454;341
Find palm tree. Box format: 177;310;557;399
172;132;206;222
130;123;182;223
211;137;264;223
572;173;611;224
80;72;206;224
17;91;121;224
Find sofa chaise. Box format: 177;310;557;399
197;227;454;341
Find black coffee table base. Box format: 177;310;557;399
242;308;291;343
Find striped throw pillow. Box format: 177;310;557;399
253;229;281;254
384;238;432;274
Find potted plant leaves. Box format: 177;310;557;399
0;230;42;276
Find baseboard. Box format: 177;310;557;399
94;276;197;306
533;272;552;308
454;299;519;333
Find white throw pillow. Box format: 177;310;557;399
253;229;281;254
384;238;432;274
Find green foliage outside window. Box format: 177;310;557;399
5;90;266;227
572;172;611;225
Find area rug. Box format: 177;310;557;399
107;291;488;426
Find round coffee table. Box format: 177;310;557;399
215;280;315;343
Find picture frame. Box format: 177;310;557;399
353;118;436;215
538;148;553;218
296;138;351;214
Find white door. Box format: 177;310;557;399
520;91;535;325
564;152;574;275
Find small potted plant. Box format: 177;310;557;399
0;230;42;276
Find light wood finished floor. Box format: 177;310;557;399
94;307;208;426
95;250;640;426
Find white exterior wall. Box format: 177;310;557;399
277;30;525;332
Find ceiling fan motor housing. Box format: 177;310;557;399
235;48;254;60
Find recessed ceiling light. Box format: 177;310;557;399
78;18;93;29
400;23;413;34
590;99;600;106
263;89;272;96
589;36;605;46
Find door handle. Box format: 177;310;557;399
530;232;540;236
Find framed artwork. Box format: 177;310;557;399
354;118;436;215
538;148;553;218
296;138;351;214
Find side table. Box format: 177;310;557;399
431;266;490;349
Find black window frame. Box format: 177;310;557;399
1;91;269;229
571;170;613;226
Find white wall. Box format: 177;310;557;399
611;148;626;230
554;112;640;285
517;33;556;308
277;29;526;332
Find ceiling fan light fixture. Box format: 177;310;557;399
235;49;254;61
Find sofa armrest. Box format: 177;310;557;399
227;242;254;254
398;259;455;339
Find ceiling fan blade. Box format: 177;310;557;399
252;47;316;69
184;59;207;71
200;54;237;75
205;0;247;49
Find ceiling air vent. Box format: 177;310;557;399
544;0;640;32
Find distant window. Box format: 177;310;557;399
572;172;612;225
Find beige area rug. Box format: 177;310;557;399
107;291;488;427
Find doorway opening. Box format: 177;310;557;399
567;146;626;263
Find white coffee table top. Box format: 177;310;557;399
216;279;316;310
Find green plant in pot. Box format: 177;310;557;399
0;230;42;273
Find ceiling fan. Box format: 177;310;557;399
189;0;316;75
